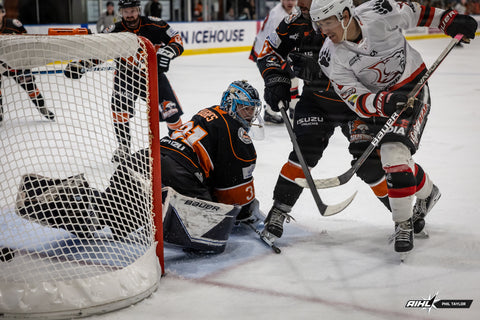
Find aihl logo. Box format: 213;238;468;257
405;293;473;312
405;295;436;308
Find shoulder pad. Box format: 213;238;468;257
12;19;23;28
284;11;301;25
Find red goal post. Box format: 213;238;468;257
0;29;163;318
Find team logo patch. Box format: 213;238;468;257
160;100;179;119
238;127;252;144
289;33;300;40
265;55;282;68
242;164;255;179
373;0;393;14
12;19;23;28
319;48;331;68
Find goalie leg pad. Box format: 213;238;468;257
162;187;240;254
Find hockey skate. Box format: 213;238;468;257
261;206;293;241
413;184;441;238
391;217;414;261
263;105;283;124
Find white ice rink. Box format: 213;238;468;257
47;37;480;319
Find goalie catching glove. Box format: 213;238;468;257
157;46;177;73
264;73;291;112
64;60;94;79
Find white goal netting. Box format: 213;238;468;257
0;31;163;318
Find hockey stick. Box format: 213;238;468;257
296;33;464;190
30;65;116;75
279;101;356;216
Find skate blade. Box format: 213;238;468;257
259;230;277;247
415;229;429;239
399;252;410;262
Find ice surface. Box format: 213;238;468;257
8;37;480;319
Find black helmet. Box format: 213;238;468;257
220;80;261;128
118;0;141;8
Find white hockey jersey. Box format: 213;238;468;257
319;0;449;118
252;2;295;58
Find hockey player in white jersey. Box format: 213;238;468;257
249;0;298;124
310;0;477;255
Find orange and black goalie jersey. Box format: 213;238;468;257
160;106;256;207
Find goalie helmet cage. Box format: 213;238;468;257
0;31;163;318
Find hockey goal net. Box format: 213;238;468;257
0;30;163;318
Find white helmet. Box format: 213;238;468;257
310;0;354;22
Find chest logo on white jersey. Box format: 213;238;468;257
362;49;405;88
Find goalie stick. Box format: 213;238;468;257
296;33;464;190
279;102;356;216
244;221;281;254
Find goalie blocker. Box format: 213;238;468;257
15;174;240;254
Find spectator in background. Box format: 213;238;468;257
96;1;119;33
248;0;256;19
237;7;251;20
225;7;235;20
144;0;163;18
469;0;480;14
455;0;468;13
193;0;203;21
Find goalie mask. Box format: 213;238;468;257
220;80;262;129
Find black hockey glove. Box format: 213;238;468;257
157;46;176;73
439;9;478;42
264;73;291;112
288;51;322;82
375;92;414;118
64;60;93;79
